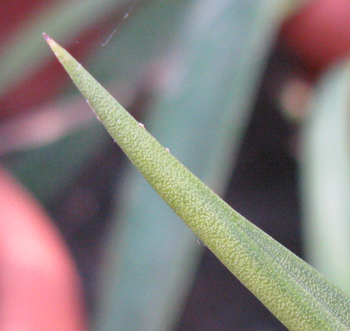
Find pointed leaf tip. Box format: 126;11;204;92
42;32;51;42
42;36;350;331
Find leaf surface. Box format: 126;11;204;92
45;35;350;331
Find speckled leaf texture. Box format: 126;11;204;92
45;35;350;331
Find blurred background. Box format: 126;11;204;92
1;0;350;330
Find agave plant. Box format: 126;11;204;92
44;33;350;331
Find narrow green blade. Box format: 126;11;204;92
45;35;350;331
301;60;350;292
94;1;285;330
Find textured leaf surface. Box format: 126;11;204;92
94;1;285;330
45;35;350;331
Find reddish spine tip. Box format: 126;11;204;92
42;32;51;41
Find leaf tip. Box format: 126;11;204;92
42;32;52;43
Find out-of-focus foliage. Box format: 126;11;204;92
301;60;350;293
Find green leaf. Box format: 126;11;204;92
7;122;109;206
45;35;350;331
301;60;350;293
90;2;310;330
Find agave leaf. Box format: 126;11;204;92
91;2;310;330
45;35;350;331
93;0;278;329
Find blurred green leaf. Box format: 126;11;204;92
301;60;350;293
0;0;131;98
85;0;191;84
6;122;109;206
